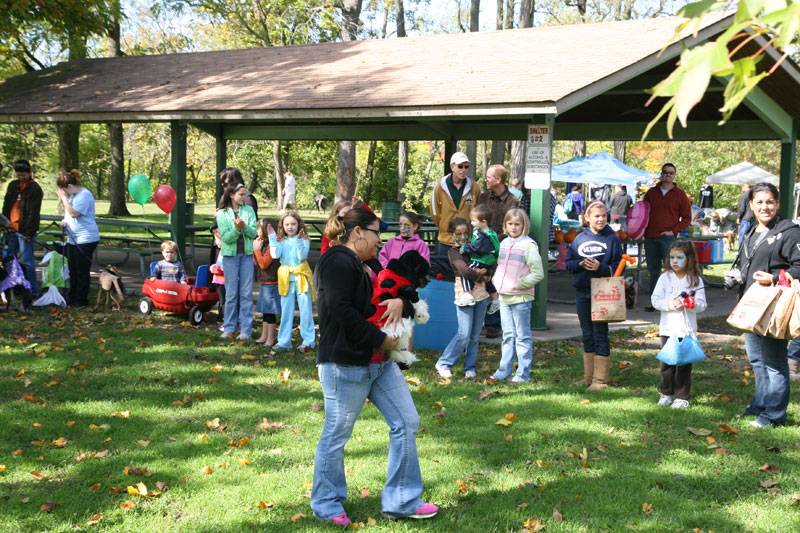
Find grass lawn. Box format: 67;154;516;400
1;304;798;533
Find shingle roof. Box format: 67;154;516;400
0;13;760;122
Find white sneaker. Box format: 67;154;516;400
657;394;674;407
464;370;476;379
487;300;500;315
671;399;689;409
435;364;452;378
510;376;526;383
454;294;475;307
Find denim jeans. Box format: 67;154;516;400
575;289;610;356
744;333;790;426
788;338;800;362
222;254;254;336
493;300;533;381
738;219;752;250
276;280;315;349
5;233;38;298
644;235;676;292
311;362;423;520
436;297;489;373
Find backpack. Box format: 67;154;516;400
563;195;575;215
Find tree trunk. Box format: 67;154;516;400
465;141;477;181
336;141;357;203
57;124;80;172
482;140;489;177
496;0;504;29
520;0;534;27
365;140;377;204
398;141;408;204
614;140;626;163
470;0;480;31
422;141;441;197
490;140;506;165
504;0;514;29
573;140;587;158
248;167;259;194
396;0;406;37
106;0;128;215
273;140;285;209
337;0;362;207
510;140;525;188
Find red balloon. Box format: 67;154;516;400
153;185;177;214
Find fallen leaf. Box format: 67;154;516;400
202;466;213;475
495;418;512;427
120;501;136;509
214;462;230;468
456;479;469;492
86;513;102;525
88;483;101;491
310;402;322;411
581;399;591;404
95;449;110;458
111;411;130;418
258;501;274;509
504;434;513;441
136;482;148;496
687;427;712;436
12;449;22;456
156;481;168;491
290;512;307;522
642;502;653;515
136;440;150;447
714;448;729;456
478;389;494;400
360;487;370;499
197;434;208;441
760;479;778;488
522;517;546;532
718;424;738;434
239;457;251;466
553;508;563;523
40;501;57;512
30;470;46;480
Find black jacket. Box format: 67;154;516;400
608;191;632;217
315;245;387;366
739;216;800;295
2;179;43;237
737;190;754;222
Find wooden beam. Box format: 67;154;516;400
170;121;187;262
553;121;781;141
734;79;796;141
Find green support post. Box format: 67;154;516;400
779;119;797;219
443;139;458;177
170;121;187;261
528;116;555;331
216;133;227;205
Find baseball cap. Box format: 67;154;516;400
450;152;470;165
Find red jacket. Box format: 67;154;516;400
643;183;692;239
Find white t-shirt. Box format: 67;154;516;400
65;188;100;244
284;174;296;196
650;271;707;337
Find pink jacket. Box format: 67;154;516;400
492;236;537;298
378;234;430;269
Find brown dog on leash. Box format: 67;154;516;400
96;266;124;310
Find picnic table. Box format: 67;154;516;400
40;215;212;276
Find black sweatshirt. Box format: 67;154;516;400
739;216;800;295
315;245;387;366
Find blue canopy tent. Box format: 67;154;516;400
552;151;657;188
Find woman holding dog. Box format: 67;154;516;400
736;182;800;428
311;207;438;527
57;170;99;308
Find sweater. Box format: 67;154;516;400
565;225;623;291
739;216;800;295
216;205;258;256
253;239;280;284
379;234;430;269
315;245;387;366
431;174;481;246
651;271;707;337
642;183;692;238
463;228;499;266
492;235;544;304
477;186;520;238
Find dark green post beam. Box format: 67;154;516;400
443;139;458;178
529;116;555;331
170;121;187;261
779;119;797;219
216;133;227;205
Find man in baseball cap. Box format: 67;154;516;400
430;152;482;256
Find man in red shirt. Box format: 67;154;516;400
642;163;691;311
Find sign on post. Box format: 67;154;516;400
524;124;552;190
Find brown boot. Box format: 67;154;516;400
790;358;800;381
573;352;595;386
587;355;611;391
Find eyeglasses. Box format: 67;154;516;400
363;227;382;238
662;170;675;175
457;164;470;169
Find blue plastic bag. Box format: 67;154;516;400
657;333;706;366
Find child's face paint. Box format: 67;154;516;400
398;217;416;237
453;225;470;245
670;252;687;271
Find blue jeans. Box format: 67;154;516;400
744;333;790;426
789;338;800;362
5;233;38;298
738;219;752;249
436;297;490;373
311;362;423;520
644;235;676;293
222;254;254;336
276;279;315;349
493;300;533;381
575;290;610;356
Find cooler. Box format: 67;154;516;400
709;239;724;263
693;241;711;263
413;279;458;351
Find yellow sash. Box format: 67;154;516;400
277;262;315;301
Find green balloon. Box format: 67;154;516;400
128;174;151;206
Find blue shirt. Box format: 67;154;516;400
65;188;99;245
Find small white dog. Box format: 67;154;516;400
381;299;429;366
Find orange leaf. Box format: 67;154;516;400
361;487;371;499
290;512;307;522
505;413;518;421
120;501;136;509
239;457;251;466
201;466;213;475
40;501;57;512
214;462;230;469
30;470;46;480
88;483;101;491
642;502;653;514
12;449;22;456
718;424;738;434
52;437;68;448
258;501;275;509
86;513;102;526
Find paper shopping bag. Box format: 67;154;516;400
767;284;796;339
591;276;626;323
727;282;781;334
787;280;800;339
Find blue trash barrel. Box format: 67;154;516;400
414;279;458;351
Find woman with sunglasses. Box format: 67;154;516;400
311;208;438;526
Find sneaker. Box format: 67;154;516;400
750;418;770;428
435;364;452;378
382;502;439;520
454;294;475;307
328;512;352;527
464;370;476;379
298;345;314;354
220;332;234;339
484;376;500;384
236;333;251;341
487;300;501;314
510;376;527;383
670;398;690;409
656;394;674;407
218;325;225;332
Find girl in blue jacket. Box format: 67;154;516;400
565;200;622;391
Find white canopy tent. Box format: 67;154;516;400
706;162;779;186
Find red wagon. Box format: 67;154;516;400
139;264;218;325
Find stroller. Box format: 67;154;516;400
0;213;32;310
